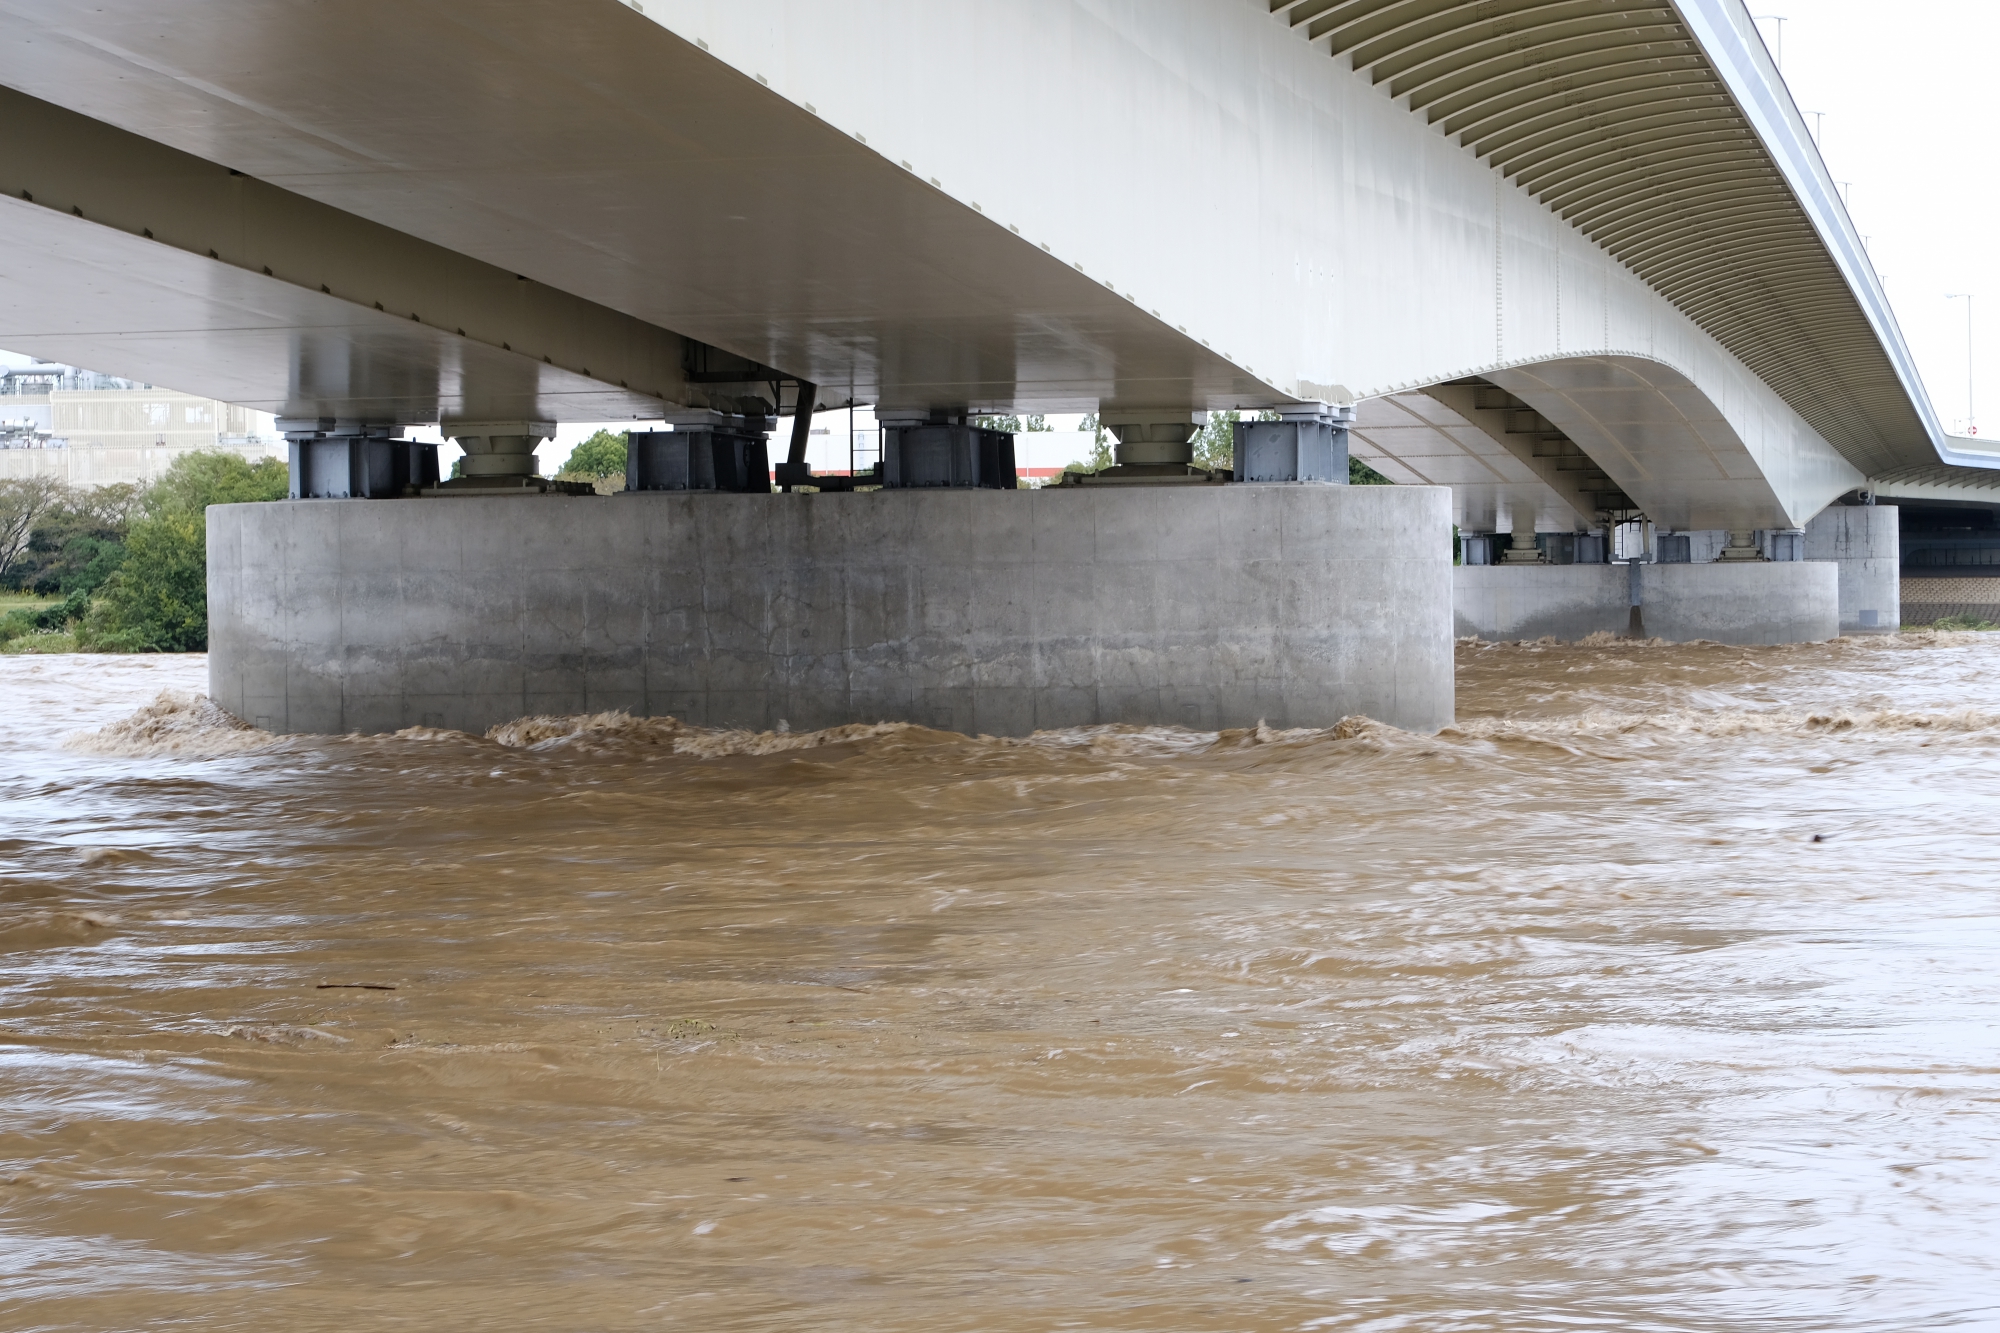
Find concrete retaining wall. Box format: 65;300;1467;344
1803;505;1899;633
1454;561;1840;644
1900;576;2000;627
208;485;1455;737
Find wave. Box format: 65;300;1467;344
1446;705;2000;743
484;708;1390;762
63;690;282;758
0;909;120;953
65;680;1999;770
1463;628;1996;651
487;709;924;757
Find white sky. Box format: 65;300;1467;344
4;4;1993;450
1770;0;1999;436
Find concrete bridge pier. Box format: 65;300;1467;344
207;484;1458;738
1451;506;1899;644
1803;503;1900;633
1453;560;1841;645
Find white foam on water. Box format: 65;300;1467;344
62;689;281;759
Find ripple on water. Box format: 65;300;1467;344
1;639;1999;1330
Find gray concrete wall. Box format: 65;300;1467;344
1803;504;1900;632
1454;561;1840;644
1453;565;1628;641
208;485;1456;737
1636;562;1838;644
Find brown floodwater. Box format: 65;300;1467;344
4;637;2000;1331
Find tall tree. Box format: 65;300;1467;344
560;429;629;480
84;452;288;651
0;477;69;584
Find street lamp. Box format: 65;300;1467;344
1753;14;1787;70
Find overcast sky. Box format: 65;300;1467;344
1770;0;1999;436
6;4;1994;445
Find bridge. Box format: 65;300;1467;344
1;1;1991;733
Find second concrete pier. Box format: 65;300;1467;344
1453;562;1840;644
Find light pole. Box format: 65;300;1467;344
1948;294;1976;435
1754;14;1787;70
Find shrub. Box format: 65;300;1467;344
81;452;288;652
81;512;207;651
21;484;138;596
0;587;92;647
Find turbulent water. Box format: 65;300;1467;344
4;637;2000;1331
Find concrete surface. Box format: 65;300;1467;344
1638;562;1839;644
208;485;1455;737
1453;565;1629;641
1455;561;1841;645
1803;504;1899;633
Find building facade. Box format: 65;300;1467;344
0;365;276;486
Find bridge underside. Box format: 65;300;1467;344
0;13;1252;421
5;0;1989;729
0;0;1929;525
1351;355;1814;533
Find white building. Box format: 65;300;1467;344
0;365;277;486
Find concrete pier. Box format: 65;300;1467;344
1454;562;1839;644
208;486;1455;737
1802;505;1899;633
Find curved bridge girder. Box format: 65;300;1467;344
1354;354;1865;532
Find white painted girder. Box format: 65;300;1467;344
0;0;1985;521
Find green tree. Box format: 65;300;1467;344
144;451;289;513
82;451;288;652
1350;455;1392;485
560;429;629;480
1192;412;1239;471
1190;410;1281;472
80;512;206;651
973;414;1024;433
1052;413;1114;482
15;482;140;596
0;476;69;586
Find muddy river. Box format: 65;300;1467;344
3;636;1999;1330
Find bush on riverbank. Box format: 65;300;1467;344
0;453;287;654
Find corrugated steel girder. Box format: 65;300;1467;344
1267;0;1941;480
